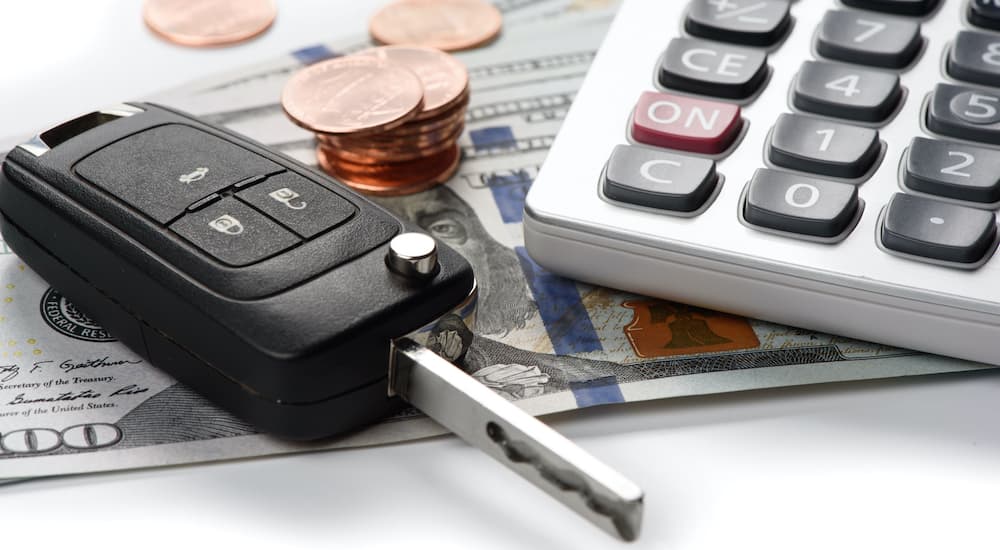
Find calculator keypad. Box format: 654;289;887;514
684;0;792;47
744;169;861;238
606;0;1000;269
768;113;881;178
815;10;923;69
603;144;718;212
658;38;769;99
792;61;903;123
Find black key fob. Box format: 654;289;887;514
0;103;476;440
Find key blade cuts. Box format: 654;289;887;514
390;337;644;542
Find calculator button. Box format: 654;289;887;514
685;0;791;47
743;169;860;238
170;198;299;266
881;193;996;264
75;124;283;224
631;91;742;154
236;172;356;238
947;31;1000;88
603;144;718;212
969;0;1000;31
658;37;768;99
768;113;880;178
792;61;902;123
816;10;922;69
841;0;939;16
904;137;1000;204
926;83;1000;145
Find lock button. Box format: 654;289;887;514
170;197;300;266
236;172;356;238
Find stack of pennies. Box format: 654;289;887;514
281;46;470;196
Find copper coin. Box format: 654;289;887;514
384;91;468;135
282;56;425;135
315;100;465;148
369;0;503;52
143;0;276;47
318;110;465;146
317;143;461;196
319;124;464;164
355;46;469;119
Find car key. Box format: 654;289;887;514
0;103;643;540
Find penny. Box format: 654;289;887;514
317;107;466;144
317;93;466;144
324;122;465;152
369;0;503;52
281;56;425;135
319;123;465;164
143;0;276;47
355;46;470;120
317;144;461;196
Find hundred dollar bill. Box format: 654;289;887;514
0;1;994;481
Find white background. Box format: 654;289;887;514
1;2;999;549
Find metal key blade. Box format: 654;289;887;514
390;337;644;541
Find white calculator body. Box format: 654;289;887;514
524;0;1000;365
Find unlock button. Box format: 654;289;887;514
236;172;356;238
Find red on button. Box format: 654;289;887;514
631;91;742;155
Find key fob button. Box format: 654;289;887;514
603;144;718;212
816;10;922;69
236;172;356;238
743;168;860;238
881;193;996;264
170;197;300;266
75;124;284;224
658;37;768;99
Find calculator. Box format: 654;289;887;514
524;0;1000;366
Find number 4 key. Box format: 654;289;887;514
793;60;903;123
